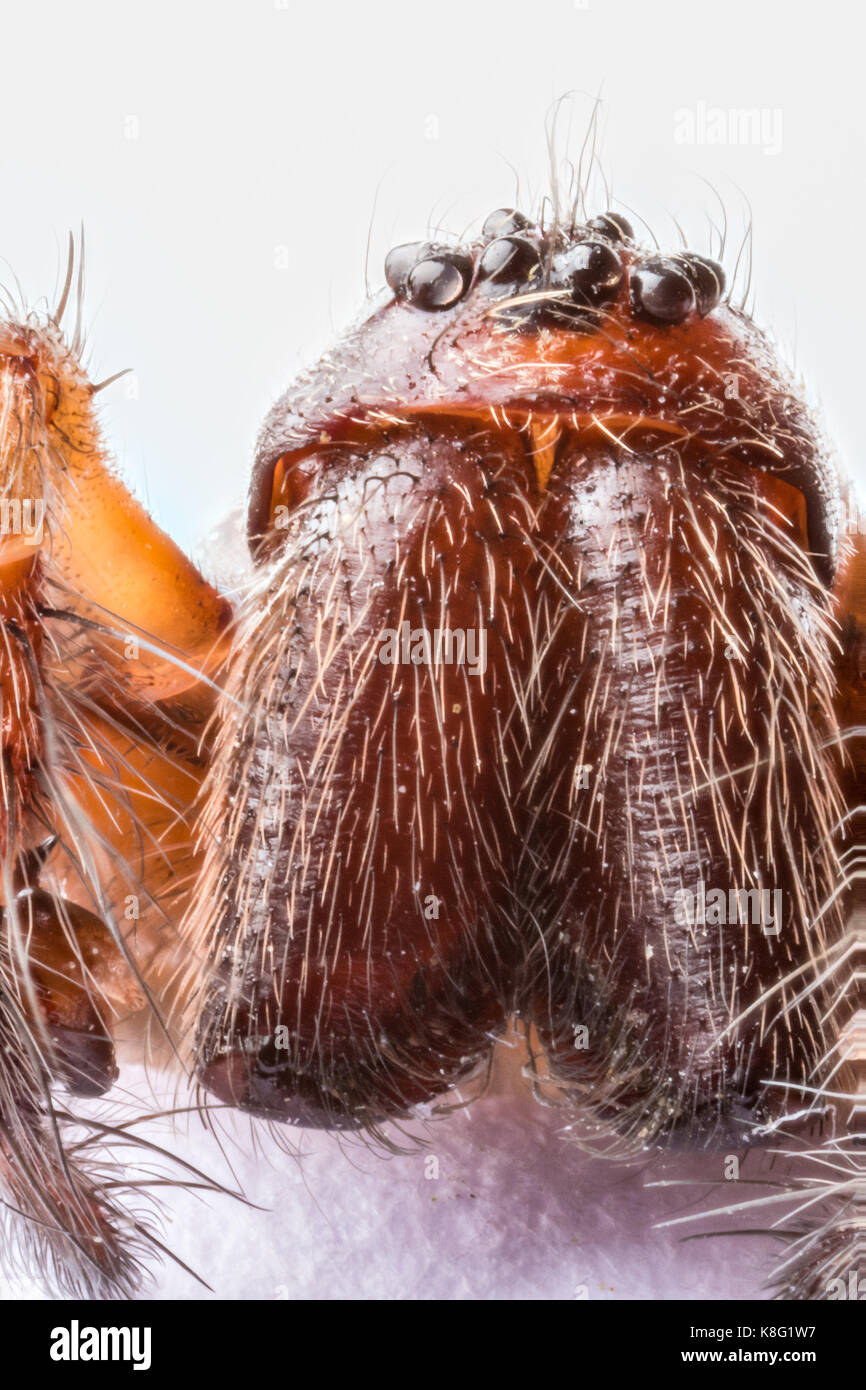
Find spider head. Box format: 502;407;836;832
248;208;839;587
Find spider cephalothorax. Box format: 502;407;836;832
0;204;863;1300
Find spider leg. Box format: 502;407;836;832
0;322;231;1294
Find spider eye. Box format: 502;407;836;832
406;254;472;310
586;209;634;242
677;252;726;316
561;238;624;307
477;233;543;285
384;241;431;295
629;257;697;324
482;207;531;239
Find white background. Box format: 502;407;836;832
0;0;861;1300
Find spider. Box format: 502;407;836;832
0;190;863;1301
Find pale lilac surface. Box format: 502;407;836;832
122;1049;777;1302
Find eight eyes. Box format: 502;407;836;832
384;208;725;328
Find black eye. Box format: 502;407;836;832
677;253;726;316
482;208;531;239
629;257;697;324
586;210;634;243
385;242;431;295
407;254;472;311
478;233;543;285
561;238;624;307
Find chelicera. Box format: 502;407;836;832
0;199;862;1299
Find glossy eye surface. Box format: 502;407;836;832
482;207;531;239
629;256;697;323
478;233;543;284
406;253;472;309
586;210;634;242
561;237;624;306
678;252;726;315
384;241;431;295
